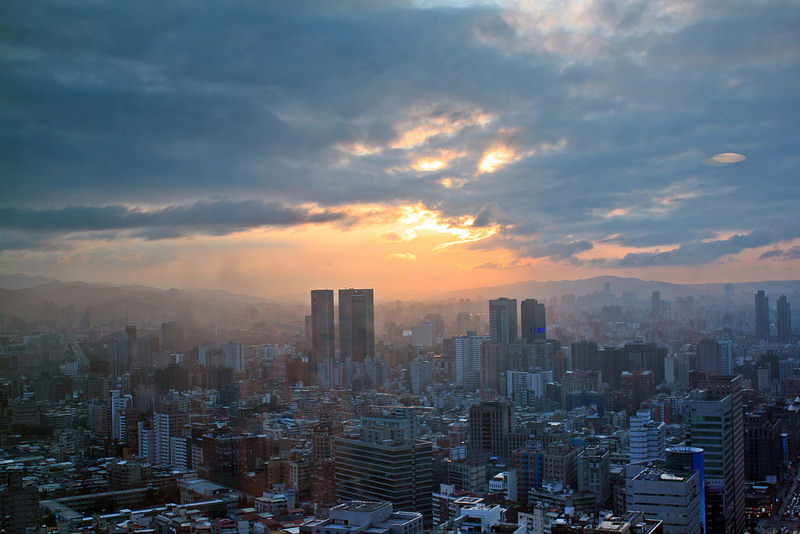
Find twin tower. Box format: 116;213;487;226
310;289;375;366
489;297;546;345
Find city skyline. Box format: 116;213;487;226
1;1;799;300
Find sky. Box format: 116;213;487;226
1;0;799;300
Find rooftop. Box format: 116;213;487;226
333;501;389;513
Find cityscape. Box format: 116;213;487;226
2;1;800;534
0;277;798;534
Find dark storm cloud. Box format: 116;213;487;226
759;247;800;261
1;0;799;265
472;203;502;228
614;229;800;267
0;200;349;243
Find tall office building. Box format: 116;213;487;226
339;289;375;362
521;299;546;342
666;446;706;533
311;290;336;367
489;298;517;345
777;295;791;344
160;321;185;353
334;435;433;524
755;290;769;342
468;401;513;458
724;283;734;309
718;340;734;376
696;340;722;376
686;375;744;534
626;465;702;534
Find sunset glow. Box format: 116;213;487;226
479;146;516;174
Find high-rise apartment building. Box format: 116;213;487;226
455;334;488;389
489;298;517;345
338;289;375;362
777;295;791;343
629;410;666;464
755;290;769;342
576;446;610;505
686;375;744;534
311;290;335;367
521;299;546;342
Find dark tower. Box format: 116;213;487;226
755;290;769;342
777;295;791;344
311;290;335;367
338;289;375;362
521;298;546;342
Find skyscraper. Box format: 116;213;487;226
696;340;722;376
724;283;734;310
468;401;513;458
338;289;375;362
686;375;744;534
311;290;335;367
777;294;791;343
755;290;769;342
651;291;661;321
489;298;517;345
521;298;546;342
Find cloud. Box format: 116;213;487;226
472;202;502;227
614;229;800;267
379;231;404;241
539;240;594;261
759;246;800;260
707;152;746;165
469;259;527;270
388;252;417;261
0;200;350;245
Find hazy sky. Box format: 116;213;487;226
2;0;799;299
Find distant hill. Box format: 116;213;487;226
0;273;59;290
436;275;800;301
0;278;302;327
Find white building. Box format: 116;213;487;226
410;357;434;395
303;501;422;534
170;436;188;469
626;465;701;534
629;410;665;463
138;422;156;464
154;412;171;466
488;470;518;502
110;390;132;442
455;335;488;387
507;370;553;403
